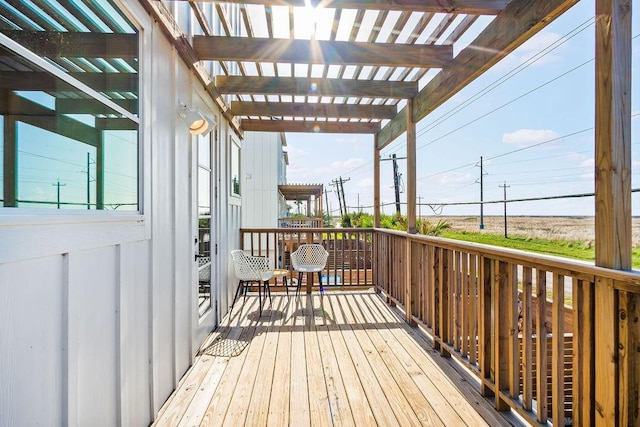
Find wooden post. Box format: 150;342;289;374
594;1;632;425
406;99;416;234
373;135;381;228
594;0;632;270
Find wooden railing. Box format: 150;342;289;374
240;228;374;291
374;228;640;426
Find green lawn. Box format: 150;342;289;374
441;230;640;269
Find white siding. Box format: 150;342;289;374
241;132;283;228
0;1;243;425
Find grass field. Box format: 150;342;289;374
426;215;640;269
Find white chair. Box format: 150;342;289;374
290;244;329;295
230;250;274;316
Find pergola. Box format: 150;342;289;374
148;4;634;421
279;183;324;217
144;0;633;274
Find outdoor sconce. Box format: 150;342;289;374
179;103;214;136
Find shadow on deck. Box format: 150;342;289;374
154;290;523;426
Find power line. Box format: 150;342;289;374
383;17;598;156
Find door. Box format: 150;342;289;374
195;131;213;318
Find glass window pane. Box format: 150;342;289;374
0;0;139;210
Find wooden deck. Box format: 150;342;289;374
154;290;517;426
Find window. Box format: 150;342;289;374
231;137;241;197
197;131;213;317
0;1;139;210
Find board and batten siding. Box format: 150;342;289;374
0;1;241;425
241;131;284;229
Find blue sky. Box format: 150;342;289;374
284;0;640;217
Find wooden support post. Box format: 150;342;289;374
373;135;381;228
594;0;632;271
406;98;416;234
594;1;632;424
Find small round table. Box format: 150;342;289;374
272;269;293;294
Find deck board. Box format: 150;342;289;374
154;290;516;427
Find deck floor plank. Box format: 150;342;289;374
154;290;516;427
243;297;284;426
360;293;477;426
266;297;292;426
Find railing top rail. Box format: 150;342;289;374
241;227;375;233
374;228;640;289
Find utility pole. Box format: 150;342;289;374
52;179;66;209
339;176;349;214
86;152;91;210
499;181;510;238
477;156;486;230
330;179;343;216
417;195;422;219
324;188;332;216
381;154;406;216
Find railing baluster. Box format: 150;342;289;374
495;260;510;411
522;266;533;411
480;256;493;398
573;278;594;425
508;263;520;401
552;273;565;425
461;252;469;358
536;269;548;423
469;254;478;366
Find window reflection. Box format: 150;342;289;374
197;131;214;317
0;0;139;210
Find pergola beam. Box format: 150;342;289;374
231;101;396;119
1;31;137;58
241;119;380;133
217;76;417;98
178;0;508;15
0;72;138;93
377;0;580;149
194;36;453;68
56;98;138;114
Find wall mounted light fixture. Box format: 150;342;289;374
179;103;214;136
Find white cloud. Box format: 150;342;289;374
516;31;564;66
330;158;365;170
502;129;560;147
436;172;473;185
356;177;374;189
491;30;565;73
580;158;594;168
